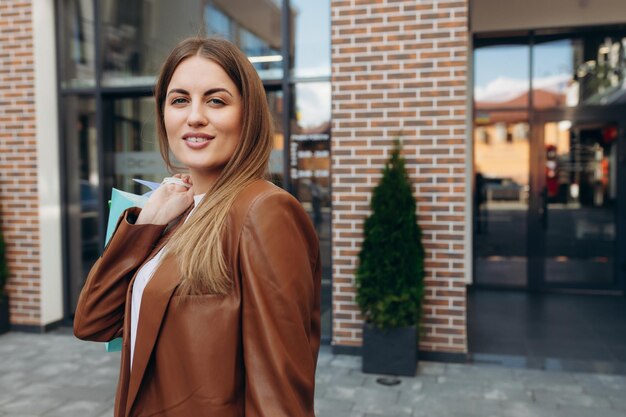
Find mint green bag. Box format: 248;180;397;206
103;180;158;352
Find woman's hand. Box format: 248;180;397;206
136;174;194;225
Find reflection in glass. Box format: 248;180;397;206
100;0;202;87
265;90;285;186
543;122;616;285
474;111;529;287
533;35;626;108
204;1;284;80
290;0;331;79
577;35;626;105
474;45;530;109
104;97;169;194
532;39;578;108
64;97;98;313
59;0;96;88
290;82;331;340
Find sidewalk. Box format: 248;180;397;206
0;331;625;417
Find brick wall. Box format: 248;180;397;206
0;0;40;326
331;0;469;354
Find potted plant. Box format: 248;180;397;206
0;220;9;334
356;140;425;376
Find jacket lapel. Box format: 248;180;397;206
125;255;180;416
123;206;193;417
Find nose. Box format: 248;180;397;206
187;101;208;127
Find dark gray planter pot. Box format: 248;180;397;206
362;322;417;376
0;294;9;335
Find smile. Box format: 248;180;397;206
184;137;212;143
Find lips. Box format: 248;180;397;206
182;132;214;149
183;132;215;149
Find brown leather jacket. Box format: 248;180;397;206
74;180;321;417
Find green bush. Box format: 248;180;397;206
356;140;425;330
0;224;7;297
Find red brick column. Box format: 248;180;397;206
0;0;40;326
331;0;469;354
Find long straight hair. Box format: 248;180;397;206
154;37;273;295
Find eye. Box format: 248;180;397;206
208;97;226;106
171;97;188;105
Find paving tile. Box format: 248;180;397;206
533;389;612;408
1;396;66;416
314;397;354;412
500;401;560;417
42;400;105;417
555;405;626;417
482;385;533;402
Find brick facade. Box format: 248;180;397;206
0;0;40;326
331;0;469;353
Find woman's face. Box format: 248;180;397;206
164;56;242;183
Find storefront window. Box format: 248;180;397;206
290;81;331;340
204;0;283;80
59;0;96;88
474;44;530;109
266;90;285;186
103;96;169;193
533;34;626;107
582;35;626;105
63;96;98;312
290;0;331;79
99;0;205;87
532;39;579;108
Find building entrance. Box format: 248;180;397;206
474;107;626;293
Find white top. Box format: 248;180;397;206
130;193;205;369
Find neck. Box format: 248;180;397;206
189;169;221;195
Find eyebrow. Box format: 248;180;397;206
166;87;233;98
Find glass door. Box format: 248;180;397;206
531;114;624;291
63;96;99;314
474;111;530;288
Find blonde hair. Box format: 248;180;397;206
154;37;273;294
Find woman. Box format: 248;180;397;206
74;37;321;417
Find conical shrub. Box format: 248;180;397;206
356;140;424;329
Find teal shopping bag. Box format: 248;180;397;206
103;180;159;352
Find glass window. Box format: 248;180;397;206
532;39;579;108
290;0;331;79
290;82;331;340
204;0;283;80
474;44;530;109
532;32;626;108
103;96;169;194
266;90;285;187
59;0;96;88
574;34;626;106
99;0;287;86
100;0;210;87
63;96;99;312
